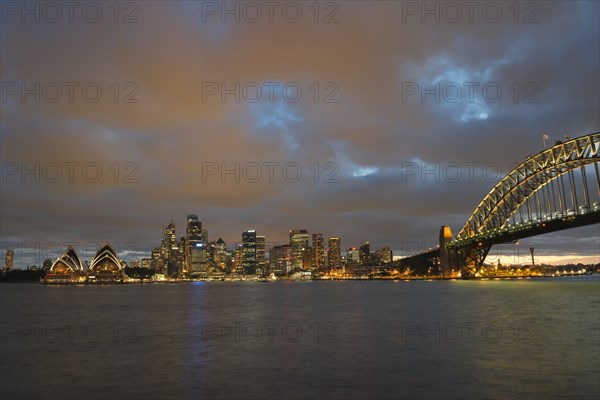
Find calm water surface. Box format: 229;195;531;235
1;276;599;399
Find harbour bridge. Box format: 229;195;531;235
399;132;600;278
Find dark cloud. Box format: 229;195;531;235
1;1;598;266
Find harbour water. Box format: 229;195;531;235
1;276;599;399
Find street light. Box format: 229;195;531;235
529;245;535;267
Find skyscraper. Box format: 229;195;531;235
359;242;371;265
290;229;309;271
256;235;266;275
151;247;162;272
234;244;243;274
242;230;257;275
213;238;227;270
328;237;341;270
186;215;203;274
161;222;178;276
312;233;324;270
189;241;208;277
269;244;292;275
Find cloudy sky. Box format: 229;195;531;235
1;0;599;267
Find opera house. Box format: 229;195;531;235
44;243;126;284
44;246;86;283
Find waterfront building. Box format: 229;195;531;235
87;243;126;283
44;246;85;283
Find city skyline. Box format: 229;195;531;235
2;2;599;268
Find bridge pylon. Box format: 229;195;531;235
440;225;491;278
439;225;458;277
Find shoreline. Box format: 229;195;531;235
0;272;597;285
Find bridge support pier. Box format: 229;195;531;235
456;242;491;278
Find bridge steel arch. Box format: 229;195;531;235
444;133;600;277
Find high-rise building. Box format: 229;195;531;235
328;237;341;270
151;247;162;272
234;244;243;274
290;229;309;271
312;233;324;270
256;235;266;275
346;247;359;265
4;249;14;271
175;236;186;275
270;244;291;275
242;230;257;275
164;223;177;253
189;242;208;277
186;215;203;274
162;223;177;264
269;245;281;274
359;242;371;265
160;222;182;277
379;246;393;264
213;238;227;270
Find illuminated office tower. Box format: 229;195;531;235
167;239;184;277
269;246;281;275
213;238;227;270
159;223;178;275
233;244;243;274
346;247;359;265
312;233;324;270
176;236;186;275
328;237;341;270
270;244;291;275
290;229;309;270
186;215;203;274
283;245;292;274
242;230;257;275
189;242;208;276
256;235;266;275
151;247;162;272
162;223;177;260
